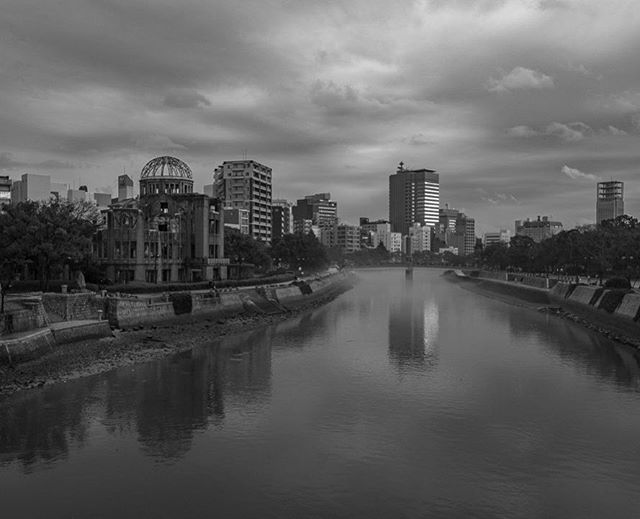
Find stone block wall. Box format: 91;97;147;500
43;293;104;321
568;285;602;306
616;293;640;320
106;297;175;328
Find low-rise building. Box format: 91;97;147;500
483;229;511;247
409;223;432;254
515;216;562;243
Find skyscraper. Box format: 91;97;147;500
596;180;624;224
389;162;439;236
213;159;272;242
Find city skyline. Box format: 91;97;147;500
1;1;639;234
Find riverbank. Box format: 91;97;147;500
444;271;640;349
0;273;356;399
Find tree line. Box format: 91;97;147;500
480;215;640;281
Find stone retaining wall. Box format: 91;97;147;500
106;297;175;328
0;328;55;364
43;293;105;321
50;321;113;344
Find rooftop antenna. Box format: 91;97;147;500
242;148;248;161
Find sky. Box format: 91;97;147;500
1;0;639;234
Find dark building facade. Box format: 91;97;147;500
292;193;338;230
271;199;293;242
95;156;228;283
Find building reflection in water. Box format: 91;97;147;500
388;290;439;371
0;378;100;471
0;327;275;470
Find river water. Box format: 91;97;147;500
2;269;640;518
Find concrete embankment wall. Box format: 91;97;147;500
548;282;640;339
459;276;551;306
0;328;56;364
104;271;354;328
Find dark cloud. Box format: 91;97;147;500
0;0;639;231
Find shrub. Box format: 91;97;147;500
604;277;631;289
597;289;629;313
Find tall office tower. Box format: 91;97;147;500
596;180;624;224
292;193;338;230
213;159;272;242
271;199;293;243
389;162;439;236
0;176;11;205
118;174;134;201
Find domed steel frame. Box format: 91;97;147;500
139;156;194;197
141;156;193;180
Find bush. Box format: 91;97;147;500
597;289;629;313
604;277;631;289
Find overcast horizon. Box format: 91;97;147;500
1;0;639;234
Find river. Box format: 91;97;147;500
2;269;640;518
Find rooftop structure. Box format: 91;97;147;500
596;180;624;224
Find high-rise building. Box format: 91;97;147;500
213;159;272;242
389;162;439;236
596;180;624;224
118;174;134;201
292;193;338;231
515;216;562;242
10;173;68;204
0;176;11;205
271;199;293;242
435;206;475;255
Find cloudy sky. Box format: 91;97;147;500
1;0;639;233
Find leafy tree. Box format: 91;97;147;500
224;229;272;272
270;232;328;272
0;200;100;297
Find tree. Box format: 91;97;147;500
270;232;328;272
0;200;100;297
224;230;271;273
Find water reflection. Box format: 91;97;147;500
388;289;439;371
0;378;100;471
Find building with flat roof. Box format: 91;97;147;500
10;173;69;204
292;193;338;231
389;162;439;236
596;180;624;224
213;159;272;242
118;174;134;201
483;229;511;247
515;216;562;242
